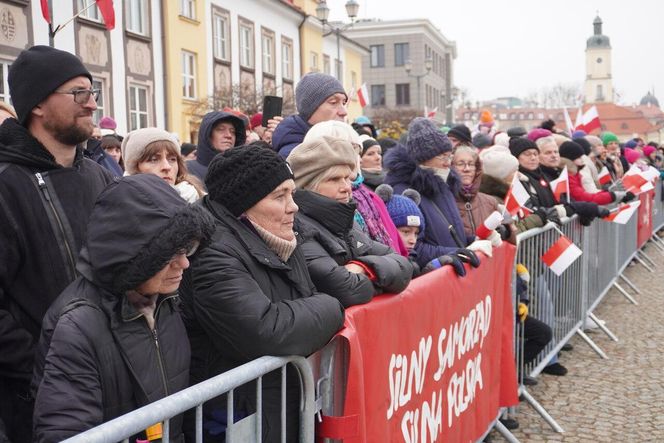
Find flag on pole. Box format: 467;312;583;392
602;201;641;224
40;0;51;23
357;83;369;108
541;235;583;276
563;107;574;136
549;166;569;203
505;175;531;216
597;166;612;186
96;0;116;31
574;106;583;132
577;105;601;133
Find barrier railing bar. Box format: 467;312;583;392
163;419;170;443
493;419;521;443
281;366;287;443
195;404;202;443
588;312;619;342
575;328;609;359
256;376;263;443
518;388;564;433
619;274;641;295
612;282;639;305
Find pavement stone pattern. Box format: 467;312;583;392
491;243;664;442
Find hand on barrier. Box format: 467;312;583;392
621;191;636;203
495;224;510;241
453;248;481;268
487;230;503;247
597;206;611;219
422;254;466;277
467;239;493;257
517;302;528;322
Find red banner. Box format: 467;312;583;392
637;190;654;248
327;244;518;442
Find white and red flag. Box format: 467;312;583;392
357;83;369;108
505;175;531;216
541;235;583;276
475;211;503;240
563;107;575;135
597;166;612;186
426;106;438;119
549;166;570;203
622;166;649;194
602;201;641;224
576;105;601;133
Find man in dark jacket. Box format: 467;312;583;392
33;174;216;442
272;72;347;158
181;143;344;442
0;45;113;442
187;111;246;183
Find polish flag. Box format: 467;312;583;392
505;175;531;216
541;235;583;276
577;106;601;133
427;107;438;119
622;166;648;194
476;211;503;239
357;83;369;108
96;0;116;31
603;201;641;224
549;166;569;203
573;106;583;132
597;166;612;186
40;0;51;23
563;107;574;135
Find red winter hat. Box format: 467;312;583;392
250;113;263;129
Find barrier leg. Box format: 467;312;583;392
519;389;564;433
638;250;658;268
612;282;639;305
493;420;521;443
575;328;608;359
634;254;655;273
587;312;618;342
648;235;664;255
619;274;641;295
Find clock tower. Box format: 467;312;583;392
584;15;613;103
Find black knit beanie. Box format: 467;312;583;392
509;137;539;158
573;137;592;156
447;124;472;144
9;45;92;126
361;137;380;156
206;143;294;217
559;141;585;161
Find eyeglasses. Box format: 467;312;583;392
453;162;476;170
54;88;100;105
435;153;453;163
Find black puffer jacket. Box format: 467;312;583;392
294;190;413;307
33;175;216;443
0;118;112;386
180;197;344;442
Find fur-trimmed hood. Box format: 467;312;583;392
383;144;461;197
480;174;510;201
77;174;216;295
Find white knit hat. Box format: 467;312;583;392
121;128;180;175
480;148;518;181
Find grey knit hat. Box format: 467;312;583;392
406;117;452;164
121;128;180;175
295;72;347;122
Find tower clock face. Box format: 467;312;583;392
596;57;603;63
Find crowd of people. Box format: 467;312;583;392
1;45;663;443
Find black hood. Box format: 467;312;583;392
195;111;246;168
294;190;356;235
0;117;85;169
77;174;216;295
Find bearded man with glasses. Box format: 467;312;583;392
0;45;113;443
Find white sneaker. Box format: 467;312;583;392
583;318;605;330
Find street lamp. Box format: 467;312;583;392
404;56;432;112
315;0;359;80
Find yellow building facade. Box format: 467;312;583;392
162;1;209;143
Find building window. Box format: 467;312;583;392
310;51;318;71
129;84;149;131
0;60;10;104
596;84;604;101
396;83;410;106
281;38;293;80
212;10;230;61
370;45;384;68
78;0;102;22
323;55;331;75
261;29;275;75
181;0;195;19
91;78;105;124
394;43;409;67
371;84;385;107
239;20;254;68
351;71;357;92
126;0;148;35
335;59;343;83
182;51;197;99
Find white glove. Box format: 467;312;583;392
467;239;493;257
487;230;503;248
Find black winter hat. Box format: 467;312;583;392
447;124;472;144
559;141;585;161
507;126;527;138
572;137;592;156
206;142;294;217
9;45;92;126
509;137;539;158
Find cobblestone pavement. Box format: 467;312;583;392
491;244;664;443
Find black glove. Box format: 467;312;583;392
423;254;466;276
453;248;481;268
621;191;636;203
568;201;602;226
597;206;610;218
535;207;562;226
496;224;510;241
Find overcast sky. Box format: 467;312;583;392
327;0;664;106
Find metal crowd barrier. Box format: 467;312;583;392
62;356;316;443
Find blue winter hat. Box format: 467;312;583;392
406;117;452;164
625;139;638;149
572;130;587;138
295;72;347;122
375;184;425;231
354;116;372;125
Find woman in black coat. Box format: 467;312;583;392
181;143;345;442
287;136;413;308
32;174;216;443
